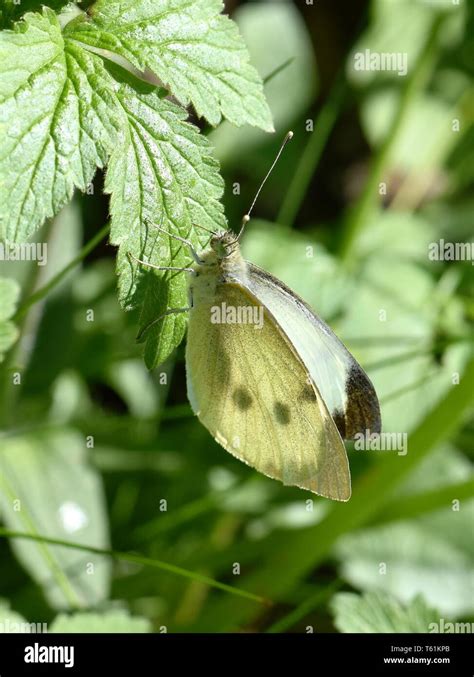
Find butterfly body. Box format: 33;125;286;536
185;231;381;501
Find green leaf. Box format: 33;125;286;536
0;2;260;365
211;1;316;163
50;609;151;633
361;90;463;174
335;448;474;618
0;601;152;633
0;428;111;609
0;277;20;362
107;81;226;368
0;9;119;241
66;0;274;130
331;591;440;633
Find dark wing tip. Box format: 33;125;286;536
341;363;381;439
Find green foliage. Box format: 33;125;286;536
0;599;27;627
0;9;119;242
66;0;273;130
0;277;19;361
0;429;110;608
107;81;226;366
50;610;152;633
0;0;472;636
335;449;474;617
211;1;316;163
0;601;152;632
0;0;270;361
0;0;71;29
331;591;439;633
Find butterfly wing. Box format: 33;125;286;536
186;282;351;500
245;263;381;439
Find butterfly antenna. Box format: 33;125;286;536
193;224;216;235
235;130;293;241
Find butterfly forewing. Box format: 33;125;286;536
245;263;381;440
186;282;351;500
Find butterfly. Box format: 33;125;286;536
132;133;381;501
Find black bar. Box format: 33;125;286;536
0;633;471;675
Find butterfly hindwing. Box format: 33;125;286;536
186;281;351;500
245;264;381;439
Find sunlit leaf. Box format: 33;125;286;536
0;9;119;241
66;0;273;130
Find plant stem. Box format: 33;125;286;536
14;221;110;321
0;219;53;427
0;527;270;606
339;13;445;262
0;222;111;428
277;75;346;228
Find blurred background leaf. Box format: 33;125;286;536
331;591;440;633
0;278;19;362
0;429;110;609
335;448;474;618
50;610;151;633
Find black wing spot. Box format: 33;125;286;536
274;402;291;425
232;387;253;411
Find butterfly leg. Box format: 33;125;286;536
145;221;204;264
127;251;195;275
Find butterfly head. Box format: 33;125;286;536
209;231;240;260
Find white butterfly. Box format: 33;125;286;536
185;230;380;501
132;133;381;501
